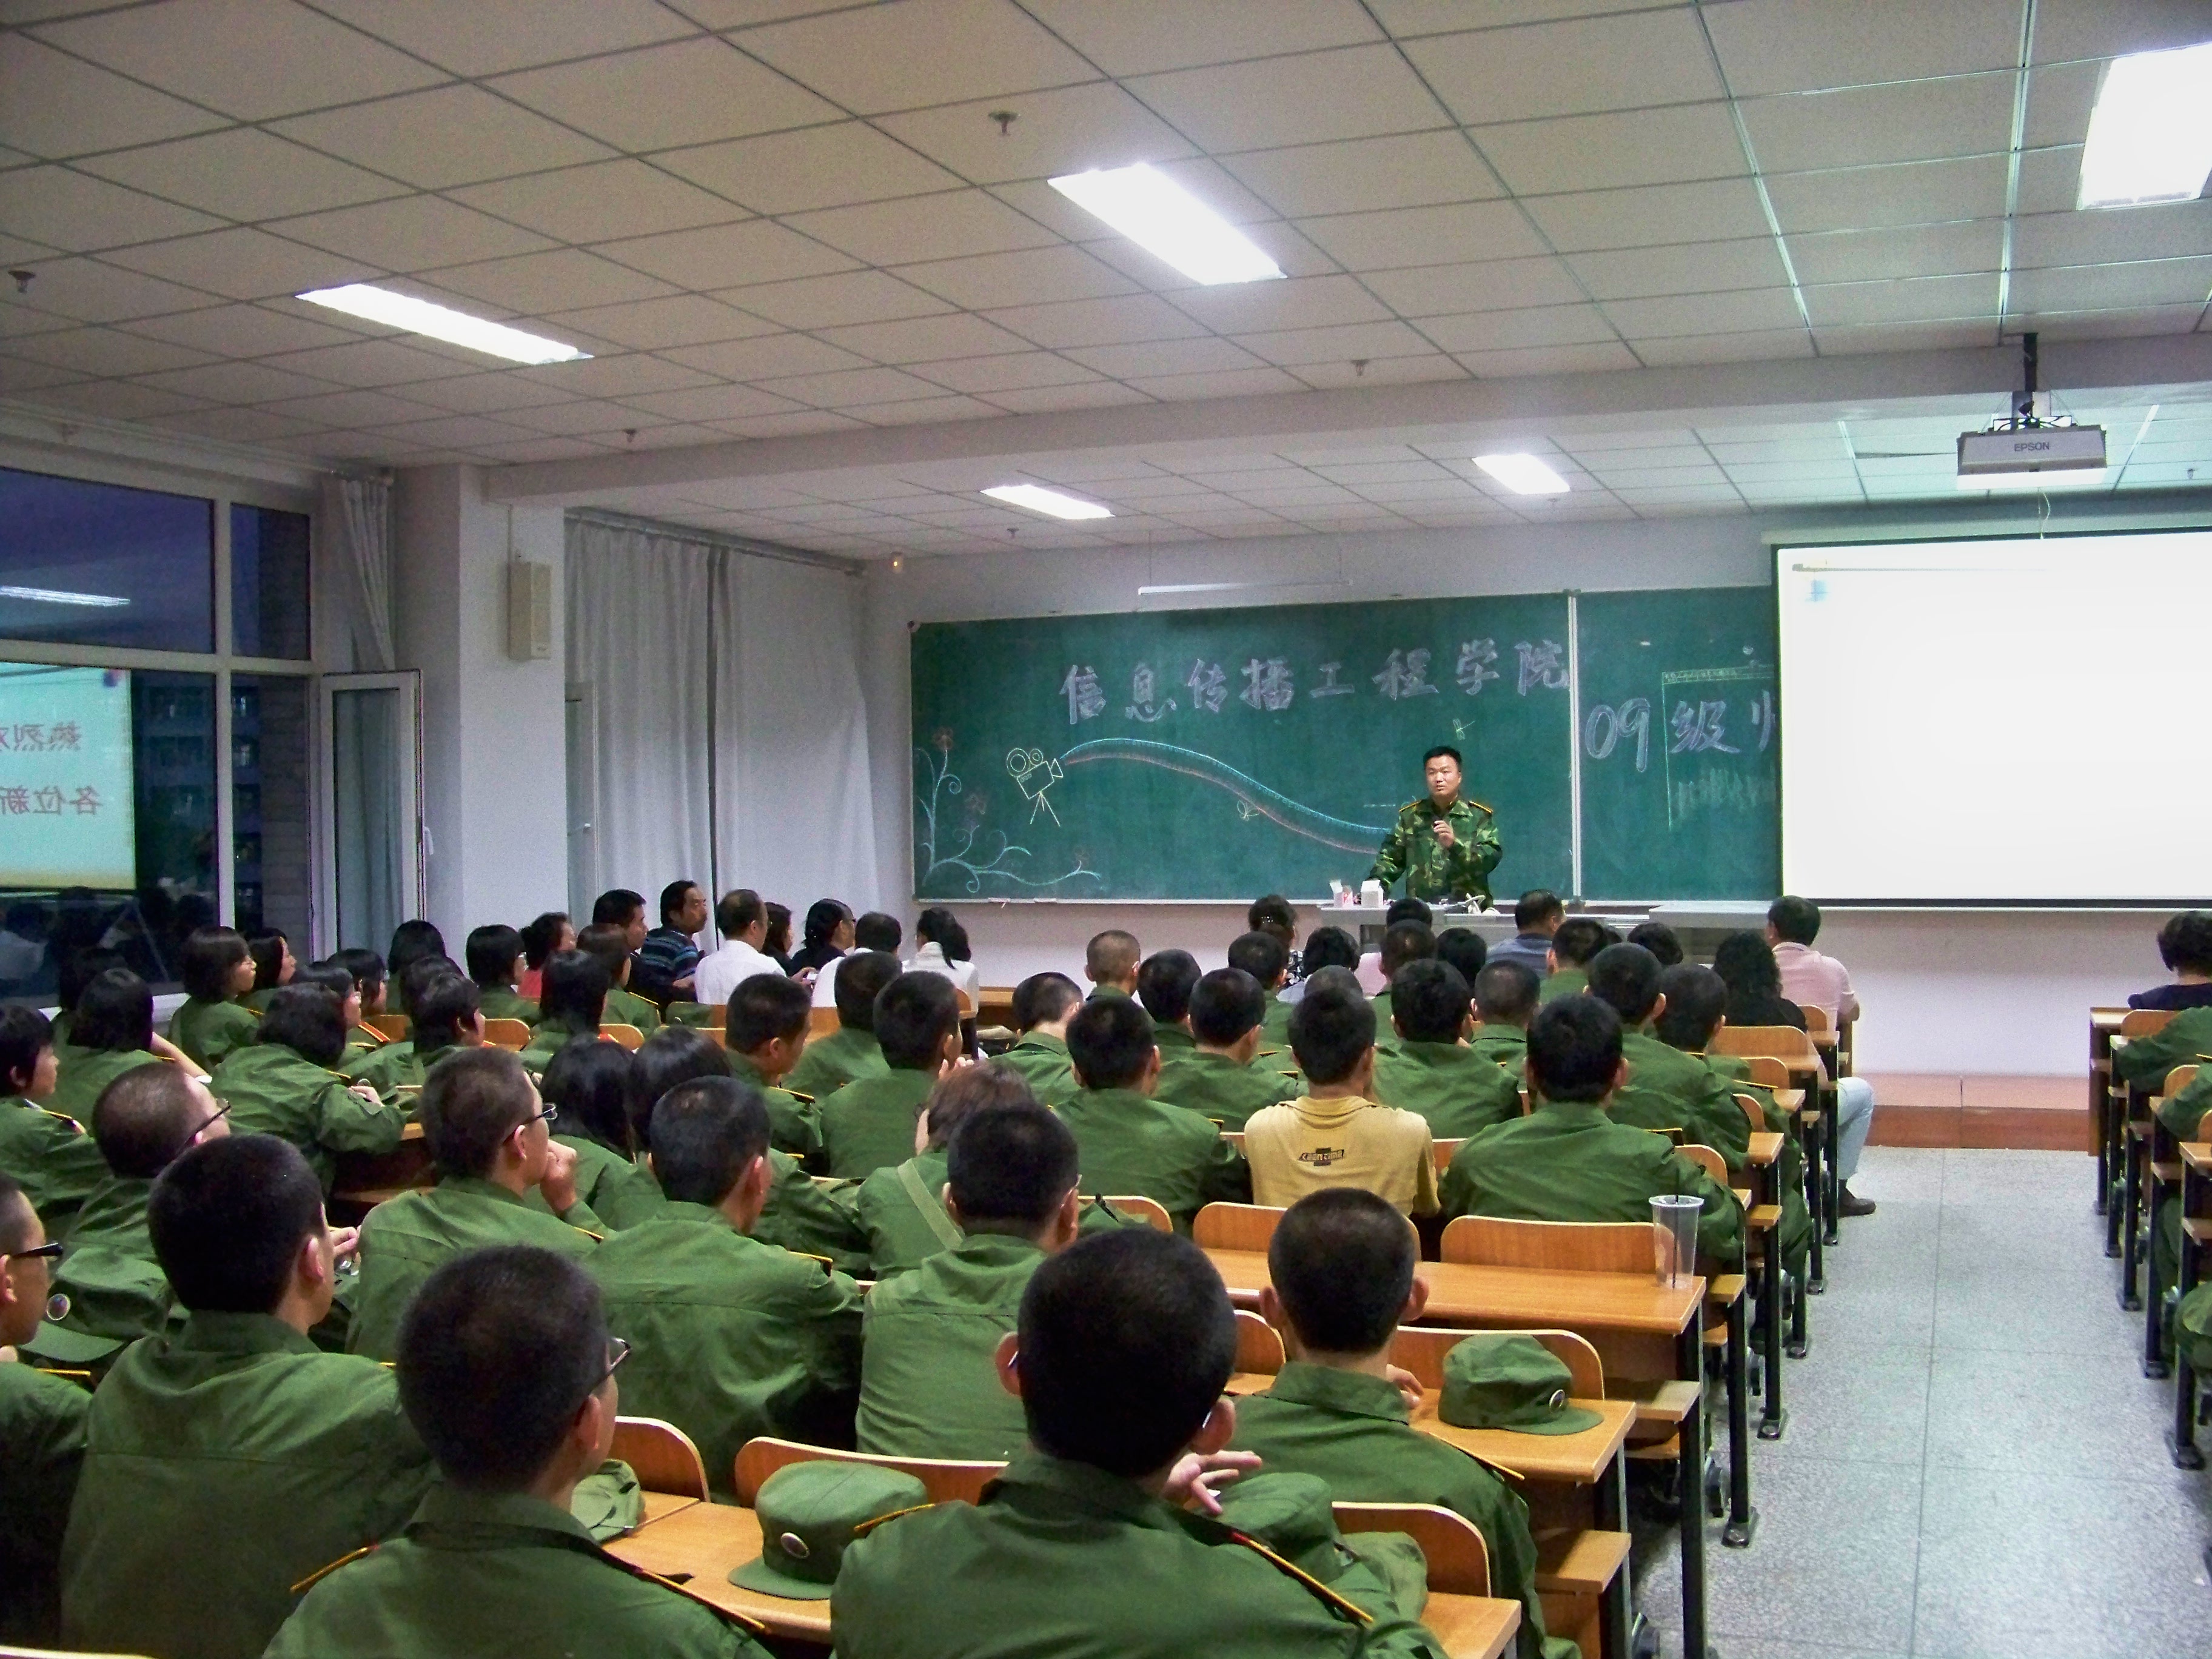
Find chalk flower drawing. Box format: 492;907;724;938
914;737;1101;894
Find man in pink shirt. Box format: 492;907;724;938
1768;896;1876;1218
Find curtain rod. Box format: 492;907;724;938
565;507;865;577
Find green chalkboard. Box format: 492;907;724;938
1575;586;1778;900
910;595;1574;900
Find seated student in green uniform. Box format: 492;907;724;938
1469;960;1540;1072
1368;922;1435;1033
330;948;398;1072
2113;980;2212;1093
210;984;408;1191
834;1227;1447;1659
1248;893;1302;971
1155;967;1299;1131
384;919;446;1017
1061;993;1248;1231
854;1064;1033;1279
1244;973;1438;1220
1440;996;1741;1265
518;948;612;1076
468;923;542;1025
292;957;372;1045
859;1096;1082;1458
1227;929;1295;1050
578;922;662;1036
0;1172;89;1647
1232;1188;1565;1659
1085;928;1141;999
349;1048;603;1360
1585;943;1750;1170
819;972;961;1179
167;925;260;1070
58;1133;435;1659
0;1005;109;1239
1138;949;1204;1063
785;949;899;1102
724;971;822;1159
1627;920;1683;967
35;1064;232;1362
1538;917;1610;1004
1371;960;1520;1138
1434;927;1487;999
994;972;1083;1105
350;968;484;1098
539;1036;663;1232
47;968;166;1124
242;931;296;1014
269;1245;769;1659
592;1075;862;1496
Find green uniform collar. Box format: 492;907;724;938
1530;1099;1612;1128
988;1450;1165;1526
727;1053;769;1088
405;1481;599;1549
438;1173;532;1208
1154;1026;1197;1051
657;1199;740;1233
175;1309;320;1356
1011;1031;1067;1056
1264;1360;1411;1425
947;1230;1046;1268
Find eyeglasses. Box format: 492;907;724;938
1;1242;64;1264
188;1097;235;1139
580;1335;630;1405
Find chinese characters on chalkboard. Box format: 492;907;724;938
1055;640;1572;726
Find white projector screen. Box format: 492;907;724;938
1778;529;2212;903
0;662;136;890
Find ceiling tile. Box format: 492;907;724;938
253;337;489;387
1813;320;1995;354
903;350;1100;392
271;87;618;190
816;312;1036;363
854;391;1007;424
2013;201;2212;270
26;378;210;420
371;369;586;414
597;219;857;290
1602;287;1805;337
1740;75;2015;173
1128;45;1448;152
538;295;780;351
451;161;749;246
654;124;962;216
732;0;1098;115
0;166;225;250
2013;301;2208;340
492;38;838;152
2007;258;2212;314
425;249;681;314
0;33;227;159
2031;0;2212;64
1800;271;1998;326
752;365;953;407
309;0;694;76
719;269;956;331
1361;256;1586;317
7;324;216;377
366;413;543;449
253;387;454;428
1297;200;1547;271
28;0;446;120
1764;155;2008;233
785;190;1059;267
470;435;620;462
1630;328;1814;366
980;292;1210;348
1407;10;1724;124
5;255;221;323
1523;178;1772;252
1787;220;2004;286
143;405;331;443
1472;102;1747;195
1219;132;1503;220
1167;275;1393;334
273;195;556;271
1289;352;1466;389
133;358;340;404
1064;336;1265;377
876;82;1196;186
660;332;872;380
1706;0;2022;95
2021;55;2099;150
121;301;358;357
79;129;403;222
494;397;683;435
1418;303;1617;352
1021;0;1381;75
895;244;1138;310
101;227;368;300
2013;146;2082;216
1567;237;1790;300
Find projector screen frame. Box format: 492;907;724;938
1769;517;2212;910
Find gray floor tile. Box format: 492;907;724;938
1808;1281;1938;1347
1929;1273;2142;1356
1911;1466;2212;1659
1936;1150;2090;1206
1711;1642;1909;1659
1849;1149;1947;1204
1762;1342;1930;1466
1922;1349;2179;1482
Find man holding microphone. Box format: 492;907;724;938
1368;746;1503;908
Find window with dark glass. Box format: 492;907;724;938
0;466;214;653
230;503;310;660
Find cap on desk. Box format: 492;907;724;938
1438;1335;1603;1435
728;1462;930;1599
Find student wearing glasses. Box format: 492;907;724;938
0;1171;85;1647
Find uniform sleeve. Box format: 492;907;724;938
798;1269;867;1406
2157;1070;2212;1141
1407;1122;1441;1217
752;1156;872;1276
1367;814;1410;887
1693;1079;1753;1172
1457;809;1503;881
312;1081;409;1155
1664;1150;1744;1265
1436;1141;1480;1221
1199;1131;1253;1207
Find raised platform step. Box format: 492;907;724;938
1862;1073;2086;1152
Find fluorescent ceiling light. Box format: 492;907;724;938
1474;453;1570;495
295;283;590;365
0;584;129;607
2077;43;2212;208
1048;163;1284;286
1954;468;2110;491
984;484;1114;520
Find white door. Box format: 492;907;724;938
318;671;422;956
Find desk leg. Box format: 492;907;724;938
1821;1090;1841;1247
1675;1326;1710;1659
2091;1054;2110;1216
2120;1116;2143;1313
1759;1237;1788;1441
1594;1446;1632;1659
2145;1171;2172;1381
2173;1168;2205;1472
1801;1112;1826;1293
1722;1291;1755;1548
2104;1080;2127;1257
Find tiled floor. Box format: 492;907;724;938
1629;1147;2212;1659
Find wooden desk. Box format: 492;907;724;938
640;1490;702;1525
2173;1141;2212;1469
607;1497;1521;1657
2091;1008;2127;1223
1204;1248;1711;1659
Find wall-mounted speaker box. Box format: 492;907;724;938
506;560;552;661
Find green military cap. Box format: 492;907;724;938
1438;1335;1603;1435
1215;1473;1345;1580
17;1310;121;1367
729;1462;929;1600
569;1460;645;1542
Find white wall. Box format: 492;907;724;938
394;465;568;947
857;498;2207;1076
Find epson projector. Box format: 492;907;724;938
1957;423;2106;475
